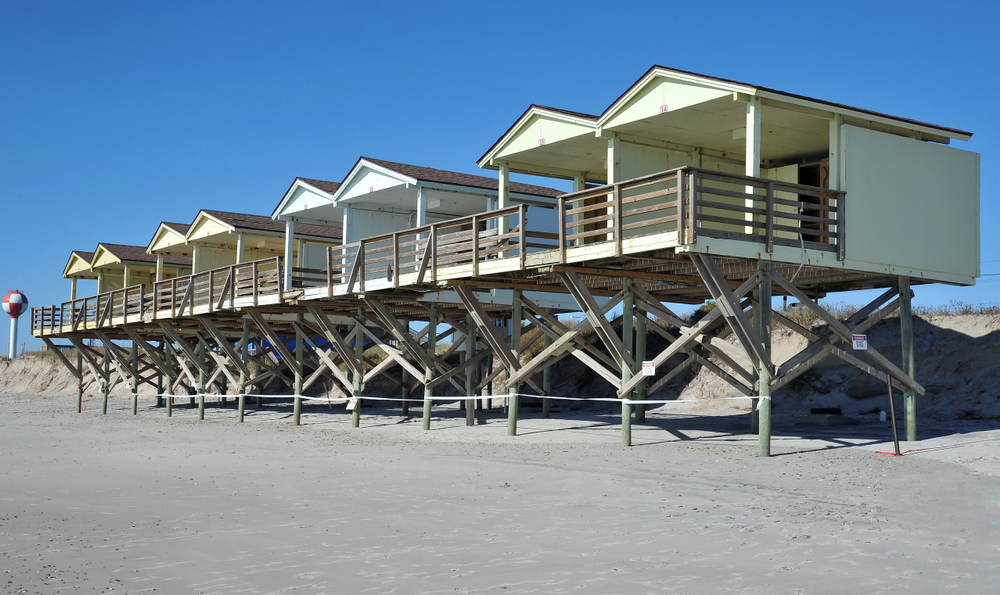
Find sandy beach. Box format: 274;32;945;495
2;393;999;594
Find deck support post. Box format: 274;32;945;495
352;311;363;428
466;313;476;426
757;261;772;457
101;349;109;415
165;343;173;417
621;280;634;446
155;342;164;407
635;307;647;423
542;308;552;419
900;276;916;441
400;319;410;416
508;290;522;437
283;219;295;291
197;339;206;420
239;318;249;423
294;314;304;426
131;343;139;415
77;350;84;413
423;303;437;431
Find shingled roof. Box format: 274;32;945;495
71;250;95;263
201;210;342;240
97;244;191;267
361;157;562;199
297;177;342;196
161;221;192;235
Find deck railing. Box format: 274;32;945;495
320;205;545;295
557;166;845;261
32;167;844;336
31;256;283;335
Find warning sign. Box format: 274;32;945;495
852;334;868;350
641;361;656;376
346;398;358;411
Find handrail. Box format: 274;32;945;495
557;166;845;262
31;255;284;335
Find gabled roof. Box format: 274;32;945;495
195;210;342;241
95;243;191;267
161;221;191;235
298;177;342;196
271;177;343;220
479;65;973;171
477;104;599;167
63;250;97;279
358;157;561;198
596;65;973;139
147;221;193;255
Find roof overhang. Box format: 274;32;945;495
147;223;193;257
272;178;343;226
477;106;602;181
63;251;97;280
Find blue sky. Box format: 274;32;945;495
1;0;997;351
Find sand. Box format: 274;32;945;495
2;393;999;594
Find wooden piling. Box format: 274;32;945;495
76;350;83;414
293;314;303;426
401;319;410;417
542;308;552;418
621;281;633;447
635;310;647;424
165;344;173;417
238;317;249;423
131;343;139;415
466;313;476;426
757;261;772;457
352;312;363;428
508;290;522;436
197;340;206;421
423;303;437;431
900;276;916;441
101;350;109;415
155;342;164;408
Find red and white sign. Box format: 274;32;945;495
852;334;868;350
346;398;358;411
641;361;656;376
2;291;27;319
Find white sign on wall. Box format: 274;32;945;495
852;334;868;350
641;361;656;376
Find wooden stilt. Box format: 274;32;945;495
751;283;762;434
165;343;173;417
131;343;139;415
352;312;363;428
197;340;206;420
900;276;916;441
239;318;249;423
423;303;437;431
396;319;408;416
294;314;304;426
77;350;84;413
622;280;633;447
102;349;109;415
508;290;522;437
542;308;552;418
635;308;647;424
156;342;164;408
757;261;772;457
466;313;476;426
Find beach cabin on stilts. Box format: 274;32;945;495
30;66;979;456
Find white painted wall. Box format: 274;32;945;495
345;207;413;243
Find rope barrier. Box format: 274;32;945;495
145;391;769;406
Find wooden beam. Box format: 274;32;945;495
560;271;633;369
40;338;82;380
245;311;303;378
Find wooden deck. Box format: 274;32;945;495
32;166;852;338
